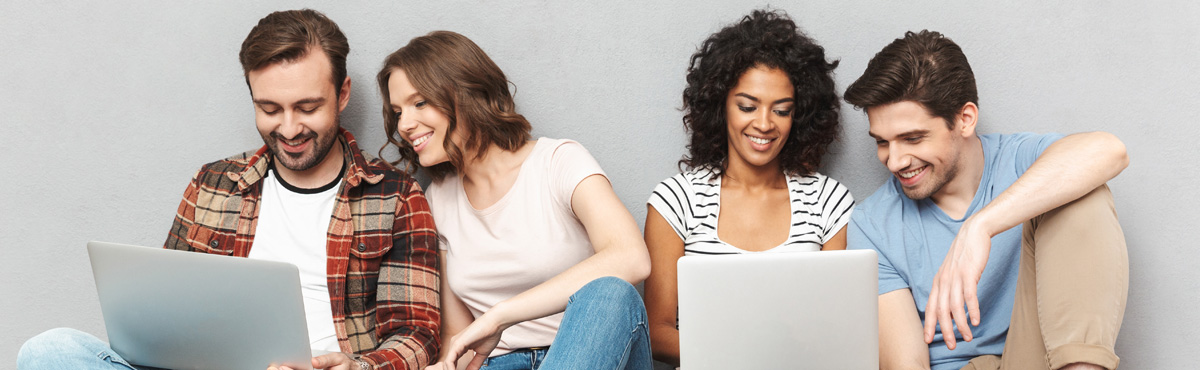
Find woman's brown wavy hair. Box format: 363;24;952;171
378;31;531;179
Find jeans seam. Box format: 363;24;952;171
97;349;137;370
614;325;639;370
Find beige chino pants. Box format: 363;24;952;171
962;185;1128;370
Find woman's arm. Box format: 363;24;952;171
821;226;848;251
436;250;475;363
484;174;650;323
880;289;932;370
644;205;685;366
429;174;651;369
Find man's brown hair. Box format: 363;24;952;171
377;31;531;179
844;30;977;128
239;9;349;94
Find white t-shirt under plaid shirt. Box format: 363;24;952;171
648;167;854;255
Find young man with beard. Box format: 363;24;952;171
845;31;1128;370
18;9;439;370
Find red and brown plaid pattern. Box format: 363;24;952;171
164;128;440;369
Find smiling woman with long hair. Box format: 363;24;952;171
642;9;855;366
378;31;652;370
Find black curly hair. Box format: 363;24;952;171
681;9;841;177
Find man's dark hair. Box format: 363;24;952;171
844;30;977;129
239;9;349;94
680;9;842;177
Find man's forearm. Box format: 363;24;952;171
358;327;439;370
366;256;440;369
369;190;442;369
972;131;1127;237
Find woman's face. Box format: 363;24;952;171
724;65;795;170
387;68;459;167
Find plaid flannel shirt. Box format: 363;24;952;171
164;128;440;369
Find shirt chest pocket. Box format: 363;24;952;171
349;234;392;260
345;234;392;298
186;225;237;256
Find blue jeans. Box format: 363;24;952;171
482;348;549;369
16;327;164;370
17;277;651;370
483;277;653;370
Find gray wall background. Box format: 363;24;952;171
2;1;1196;368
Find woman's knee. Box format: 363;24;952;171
575;276;638;302
565;277;649;330
571;277;646;313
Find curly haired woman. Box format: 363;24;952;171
642;9;855;366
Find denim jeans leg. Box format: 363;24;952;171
17;328;138;370
539;276;653;370
483;349;542;370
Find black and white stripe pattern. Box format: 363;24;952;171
648;167;854;255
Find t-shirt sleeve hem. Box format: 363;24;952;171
821;208;853;244
878;282;909;296
548;140;606;213
818;176;855;244
647;195;687;241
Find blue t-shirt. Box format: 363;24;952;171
848;132;1063;370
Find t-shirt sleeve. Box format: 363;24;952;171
647;175;689;240
818;176;855;244
1010;132;1065;176
847;212;908;295
549;140;607;213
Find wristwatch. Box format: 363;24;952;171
355;359;370;370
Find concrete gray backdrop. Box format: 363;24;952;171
2;1;1195;369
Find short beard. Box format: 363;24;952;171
264;119;340;172
902;156;960;201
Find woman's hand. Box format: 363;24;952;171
426;313;508;370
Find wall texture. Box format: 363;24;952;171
1;1;1195;368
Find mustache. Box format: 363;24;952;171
270;131;317;142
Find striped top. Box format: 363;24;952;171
648;167;854;255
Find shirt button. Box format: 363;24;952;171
357;242;366;252
209;240;219;248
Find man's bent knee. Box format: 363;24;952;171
1041;184;1117;224
19;328;102;367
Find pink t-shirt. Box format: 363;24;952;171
426;138;606;356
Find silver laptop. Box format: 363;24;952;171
88;241;316;370
677;249;879;370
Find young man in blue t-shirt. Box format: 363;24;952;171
844;30;1128;370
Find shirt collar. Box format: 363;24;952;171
227;128;384;192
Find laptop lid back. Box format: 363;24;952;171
88;241;313;370
677;249;879;370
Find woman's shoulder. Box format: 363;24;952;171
787;171;827;185
653;167;718;195
787;171;849;192
530;137;598;167
786;171;854;206
535;137;583;154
